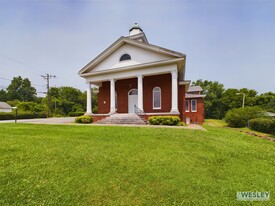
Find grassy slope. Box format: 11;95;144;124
0;123;274;205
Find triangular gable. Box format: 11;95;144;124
78;37;185;76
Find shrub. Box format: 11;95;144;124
0;112;14;120
249;118;275;134
0;112;47;120
224;107;265;128
35;113;47;118
148;116;180;126
16;112;35;119
68;111;85;117
75;116;93;124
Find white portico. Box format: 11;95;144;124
79;23;189;119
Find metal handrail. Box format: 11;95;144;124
134;104;148;124
134;105;146;116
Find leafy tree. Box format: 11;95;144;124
192;79;225;119
254;92;275;108
267;98;275;112
17;101;46;113
238;88;257;107
48;86;86;115
0;89;7;102
6;76;36;101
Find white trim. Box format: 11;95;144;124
128;88;138;95
81;59;182;78
119;53;131;62
128;89;138;113
137;75;143;111
170;70;179;114
191;99;197;112
185;100;189;112
86;82;93;114
85;63;178;83
78;37;185;75
110;79;116;114
153;87;161;109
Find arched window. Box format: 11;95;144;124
119;54;131;61
129;89;138;95
153;87;161;109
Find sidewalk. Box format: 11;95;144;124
0;117;205;130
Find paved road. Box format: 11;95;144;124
0;117;75;124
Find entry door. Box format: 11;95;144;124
128;89;138;113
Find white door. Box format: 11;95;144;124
128;89;138;113
186;117;190;125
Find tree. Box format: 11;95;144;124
48;86;86;115
254;92;275;108
192;79;225;119
267;98;275;112
0;89;7;102
6;76;37;101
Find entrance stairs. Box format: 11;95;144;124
94;113;146;125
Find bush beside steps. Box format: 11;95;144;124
75;116;93;124
149;116;182;126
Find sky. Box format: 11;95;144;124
1;0;275;95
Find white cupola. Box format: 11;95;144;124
129;23;143;36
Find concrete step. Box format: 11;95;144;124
95;113;146;125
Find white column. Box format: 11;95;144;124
110;79;116;114
86;82;93;114
170;70;179;114
137;75;143;111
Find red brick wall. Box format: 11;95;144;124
178;85;185;121
184;98;204;124
143;73;171;113
97;74;205;124
97;74;172;114
98;81;110;114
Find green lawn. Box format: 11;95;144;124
0;123;274;205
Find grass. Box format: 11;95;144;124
205;119;275;140
0;123;274;205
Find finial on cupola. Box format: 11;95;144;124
129;23;143;36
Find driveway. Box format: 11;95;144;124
0;117;75;124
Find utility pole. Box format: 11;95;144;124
41;74;56;117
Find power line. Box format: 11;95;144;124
0;77;11;81
41;74;56;117
0;85;7;89
0;54;43;75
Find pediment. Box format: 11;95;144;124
79;37;185;76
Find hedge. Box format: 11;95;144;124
0;112;47;120
75;116;93;124
148;116;180;126
249;118;275;134
68;111;85;117
224;107;265;128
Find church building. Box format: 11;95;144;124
78;23;205;124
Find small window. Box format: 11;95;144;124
191;99;197;112
119;54;131;61
185;100;189;112
153;87;161;109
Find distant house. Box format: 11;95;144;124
184;86;205;124
78;23;205;124
266;112;275;117
0;102;13;113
